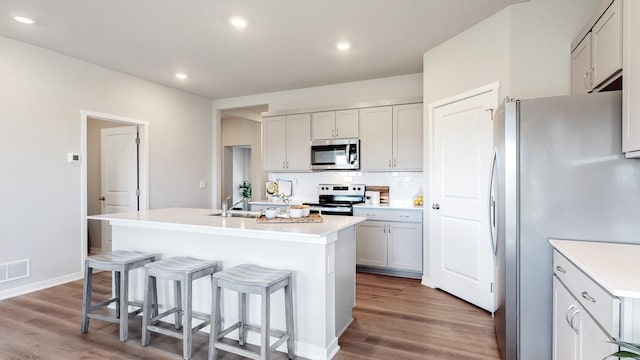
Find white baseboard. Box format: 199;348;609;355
421;276;436;288
0;272;83;300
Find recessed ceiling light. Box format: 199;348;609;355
175;73;188;80
229;16;248;29
336;42;351;51
13;15;35;25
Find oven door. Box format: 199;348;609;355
310;139;359;170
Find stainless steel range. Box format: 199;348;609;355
303;184;366;215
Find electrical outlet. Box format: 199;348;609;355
199;181;207;189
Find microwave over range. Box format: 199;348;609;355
310;138;359;170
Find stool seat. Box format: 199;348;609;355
209;264;295;360
81;250;157;342
142;256;216;360
86;250;156;266
146;256;217;277
213;264;291;288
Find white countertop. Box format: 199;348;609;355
88;207;365;240
353;203;424;210
550;239;640;299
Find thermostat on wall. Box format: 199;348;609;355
67;152;81;163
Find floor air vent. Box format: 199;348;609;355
0;259;30;283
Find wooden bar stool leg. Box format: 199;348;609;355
114;270;121;318
238;292;247;346
260;287;270;360
151;276;159;324
80;263;92;334
284;281;295;359
119;266;130;341
175;280;182;330
183;276;193;360
208;278;221;360
142;270;152;346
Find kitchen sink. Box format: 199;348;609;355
209;211;261;218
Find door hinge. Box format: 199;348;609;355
135;136;140;144
485;108;494;120
136;189;140;197
491;282;494;293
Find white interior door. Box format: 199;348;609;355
100;126;139;252
430;89;496;312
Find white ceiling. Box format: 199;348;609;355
0;0;525;100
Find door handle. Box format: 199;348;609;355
99;196;105;201
432;204;440;210
581;291;596;303
488;148;498;263
568;306;580;335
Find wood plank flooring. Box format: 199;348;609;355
0;272;500;359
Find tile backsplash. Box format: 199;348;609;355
265;171;424;203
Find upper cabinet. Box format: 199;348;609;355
571;0;622;94
592;0;623;87
571;33;593;94
311;109;359;140
623;0;640;156
360;103;423;171
263;113;311;171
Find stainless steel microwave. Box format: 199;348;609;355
310;138;360;170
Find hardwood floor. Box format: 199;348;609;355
0;272;500;359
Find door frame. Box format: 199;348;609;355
80;110;149;267
426;81;500;289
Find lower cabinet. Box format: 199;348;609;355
354;207;423;278
553;276;617;360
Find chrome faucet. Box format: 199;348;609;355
221;195;232;217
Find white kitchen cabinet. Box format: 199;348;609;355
571;33;593;94
262;113;311;171
570;0;622;94
311;109;358;140
553;276;579;360
549;239;640;360
359;103;423;171
355;221;387;267
354;207;423;277
553;276;618;360
592;0;622;88
623;0;640;156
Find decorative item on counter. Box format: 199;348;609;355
365;186;389;203
278;192;291;204
365;191;380;204
412;188;424;206
266;181;279;198
239;180;252;199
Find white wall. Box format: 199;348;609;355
211;73;423;205
0;35;212;298
421;0;601;283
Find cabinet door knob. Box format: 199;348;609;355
555;266;566;273
98;196;106;201
432;204;440;210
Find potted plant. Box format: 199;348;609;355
605;340;640;359
239;180;252;199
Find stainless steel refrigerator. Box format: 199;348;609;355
491;91;640;359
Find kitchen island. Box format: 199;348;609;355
88;207;365;360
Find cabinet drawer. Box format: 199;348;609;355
553;250;620;337
353;208;422;222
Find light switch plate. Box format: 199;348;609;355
67;153;80;162
199;180;207;189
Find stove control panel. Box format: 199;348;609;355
318;184;366;196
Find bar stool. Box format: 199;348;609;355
141;256;217;360
81;250;157;341
209;264;295;360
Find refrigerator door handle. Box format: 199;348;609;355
488;147;498;264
